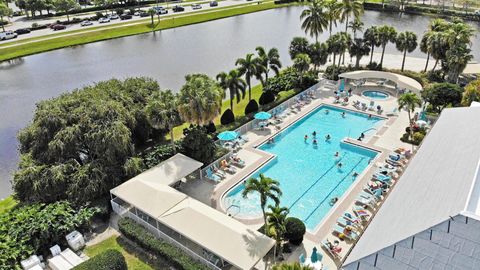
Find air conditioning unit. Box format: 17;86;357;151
20;255;41;270
65;231;85;251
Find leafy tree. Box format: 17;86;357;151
421;18;449;72
14;78;160;204
266;205;289;261
364;26;381;65
53;0;79;22
236;53;261;100
216;69;246;111
242;174;282;235
340;0;363;33
181;125;216;164
348;18;363;39
349;38;370;68
0;3;12;31
255;46;282;83
377;25;397;68
289;36;309;60
300;0;329;42
445;44;473;84
462;79;480;106
284;217;306;245
395;31;418;71
272;262;313;270
293;53;311;84
177;73;223;125
307;41;329;70
421;83;463;113
398;93;422;139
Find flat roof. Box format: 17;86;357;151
339;70;423;92
344;107;480;266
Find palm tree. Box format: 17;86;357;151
327;33;342;68
293;53;311;84
377;25;397;68
420;33;431;72
289;37;310;59
216;69;246;111
236;53;260;101
364;26;380;65
348;18;364;39
429;32;448;71
308;42;329;70
445;44;473;84
256;46;282;83
148;8;155;28
266;205;289;261
340;0;363;33
398;93;422;139
349;38;370;68
300;0;329;42
339;32;352;65
242;174;282;235
272;262;314;270
177;74;223;125
325;0;341;38
395;31;418;71
145;90;179;152
421;18;448;72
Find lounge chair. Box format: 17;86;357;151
352;206;370;221
368;101;375;111
337;217;362;230
229;156;245;168
321;240;341;259
343;212;362;224
355;196;376;209
386;108;399;116
205;168;222;182
332;224;358;241
212;164;227;177
353;100;361;109
361;103;367;111
359;190;378;202
373;173;392;183
220;160;236;174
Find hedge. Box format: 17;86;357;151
118;217;210;270
284;217;306;245
220;109;235;125
73;249;127;270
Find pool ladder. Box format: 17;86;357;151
226;201;240;217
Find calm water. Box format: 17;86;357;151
222;105;381;231
0;7;479;198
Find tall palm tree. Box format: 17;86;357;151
256;46;282;83
339;32;352;65
242;174;282;235
429;32;448;71
216;69;247;111
293;53;311;84
420;33;431;72
340;0;363;33
327;33;342;68
395;31;418;71
300;0;329;42
308;42;329;70
266;205;289;261
145;90;180;152
398;93;422;139
445;44;473;84
348;18;364;39
324;0;341;38
349;38;370;68
377;25;397;68
289;37;310;60
421;18;448;72
236;53;260;101
272;262;314;270
364;26;381;65
177;73;223;125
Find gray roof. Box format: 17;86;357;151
344;107;480;266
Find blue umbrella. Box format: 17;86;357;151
311;246;319;263
254;111;272;120
217;131;238;141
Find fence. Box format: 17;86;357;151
111;200;222;270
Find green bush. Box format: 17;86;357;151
412;132;425;145
220;109;235;125
426;70;445;83
203;122;217;134
181;125;216;164
73;249;127;270
245;99;259;115
324;65;351;81
421;83;463;113
284;217;306;245
366;61;382;71
259;91;276;106
142;142;183;169
118;217;209;270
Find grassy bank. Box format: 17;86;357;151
0;1;293;62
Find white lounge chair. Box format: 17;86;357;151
386;108;399;116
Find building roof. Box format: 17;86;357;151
344;107;480;266
339;70;423;92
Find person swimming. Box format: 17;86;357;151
337;163;343;168
352;172;359;178
325;134;331;141
330;197;339;206
313;139;318;145
368;114;372;119
334;151;339;157
341;112;346;118
325;109;330;114
304;135;308;142
312;131;317;137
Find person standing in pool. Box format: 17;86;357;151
325;134;331;141
325;109;330;115
313;139;318;145
337;163;343;169
304;135;308;142
334;151;339;157
341;112;346;118
312;131;317;138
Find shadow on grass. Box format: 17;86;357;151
116;236;173;269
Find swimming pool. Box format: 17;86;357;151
362;90;389;99
222;105;384;231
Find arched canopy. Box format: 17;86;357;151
339;70;423;93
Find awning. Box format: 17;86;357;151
339;70;423;92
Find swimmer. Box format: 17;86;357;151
313;139;318;145
267;137;275;144
352;172;359;178
368;114;372;119
325;109;330;115
337;163;343;168
341;112;346;118
330;197;339;206
325;134;331;141
334;151;339;157
312;131;317;137
304;135;308;142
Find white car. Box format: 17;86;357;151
109;14;119;20
80;20;93;26
0;31;18;41
98;17;110;23
191;4;202;9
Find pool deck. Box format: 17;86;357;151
180;82;418;270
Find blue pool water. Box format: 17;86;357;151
223;105;384;231
362;90;389;99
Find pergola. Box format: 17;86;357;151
339;70;423;93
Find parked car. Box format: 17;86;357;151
52;24;66;31
475;10;480;16
191;4;202;9
80;20;93;26
139;11;149;17
0;31;17;40
98;17;110;23
14;28;31;35
120;14;132;20
109;14;119;20
12;11;23;16
172;5;184;12
154;7;168;14
209;1;218;7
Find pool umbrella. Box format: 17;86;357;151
254;111;272;120
217;131;238;141
311;247;319;263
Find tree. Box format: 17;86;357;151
0;3;12;31
349;38;370;68
420;34;431;72
216;69;246;111
255;46;282;83
421;83;463;113
364;26;381;65
308;41;329;70
148;8;155;28
177;73;223;125
236;53;261;101
445;44;473;84
293;53;311;84
272;262;314;270
145;90;180;153
242;174;282;235
398;93;422;139
300;0;329;42
395;31;417;71
289;37;310;60
53;0;79;22
324;0;341;38
348;18;363;39
377;25;397;68
461;79;480;106
266;205;289;261
181;125;216;164
327;33;342;68
340;0;363;33
421;19;449;72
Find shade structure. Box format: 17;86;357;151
311;247;319;263
254;111;272;120
339;70;423;93
217;131;238;141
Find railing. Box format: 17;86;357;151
111;200;222;270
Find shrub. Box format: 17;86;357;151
366;61;382;71
73;249;127;270
203;122;217;134
220;109;235;125
421;83;463;113
245;99;259;115
118;217;209;270
412;132;425;145
115;8;124;15
284;217;306;245
181;125;216;164
426;70;444;83
142;141;182;169
324;65;350;81
462;79;480;106
95;12;104;19
259;90;276;106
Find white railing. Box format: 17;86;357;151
111;201;222;270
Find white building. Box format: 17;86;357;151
343;106;480;270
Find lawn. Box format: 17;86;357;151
0;1;293;61
0;196;17;214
